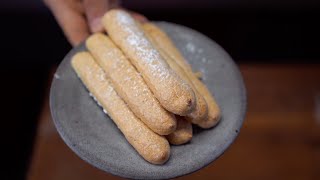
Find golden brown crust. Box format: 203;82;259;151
142;23;221;128
143;23;208;124
102;9;196;116
71;52;170;164
166;116;192;145
86;34;176;135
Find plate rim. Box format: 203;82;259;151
49;21;247;179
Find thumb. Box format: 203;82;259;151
83;0;119;33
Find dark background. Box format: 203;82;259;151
0;0;319;179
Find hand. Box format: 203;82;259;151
44;0;146;46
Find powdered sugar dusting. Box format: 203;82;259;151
183;40;210;81
116;11;135;25
115;11;171;81
54;73;60;79
186;42;195;53
73;55;168;161
99;69;106;81
201;57;208;63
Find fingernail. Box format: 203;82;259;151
90;17;103;33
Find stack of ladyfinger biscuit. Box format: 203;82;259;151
71;9;221;165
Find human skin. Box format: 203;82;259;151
44;0;146;46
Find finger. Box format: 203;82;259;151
45;0;90;46
130;11;148;23
83;0;119;33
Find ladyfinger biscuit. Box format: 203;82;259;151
86;33;176;135
166;116;192;145
102;9;195;116
142;23;221;128
71;52;170;164
143;26;208;124
194;71;203;79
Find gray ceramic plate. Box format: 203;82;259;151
50;22;246;179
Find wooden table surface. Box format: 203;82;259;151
27;64;320;180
